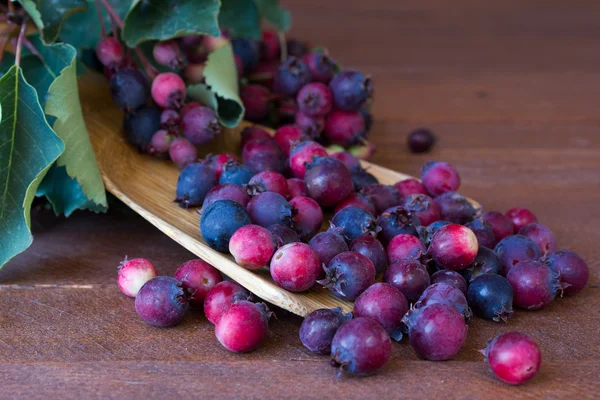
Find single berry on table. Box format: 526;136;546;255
174;259;222;305
135;276;190;327
407;128;436;153
482;332;541;385
215;301;271;353
299;308;352;355
204;281;250;324
543;249;589;295
117;257;157;297
467;273;513;322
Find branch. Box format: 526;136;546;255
94;0;106;37
14;22;26;66
98;0;123;29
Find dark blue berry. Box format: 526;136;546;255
218;161;255;186
376;206;420;245
274;56;312;96
461;246;502;282
467;273;514;322
231;38;259;72
135;276;190;327
175;162;217;208
494;235;542;276
434;191;478;225
268;224;301;248
247;192;294;228
465;217;497;249
330;206;379;242
123;105;161;151
329;70;373;111
299;308;352;355
418;220;452;245
200;199;252;252
110;68;150;111
351;167;379;191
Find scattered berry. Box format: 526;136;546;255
324;110;366;146
465;217;497;249
429;224;479;270
151;72;186;109
297;82;333;117
407;128;436;153
354;283;408;340
304;157;353;207
247;191;294;229
421;161;461;197
174;259;222;305
467;273;513;322
461;246;502;281
394;178;428;198
507;260;562;310
300;308;352;354
247;171;290;198
481;211;514;242
434;191;478;224
518;223;556;256
387;234;427;264
431;270;468;295
506;207;538;233
274;56;312;96
215;301;271;353
169;137;198;169
290;196;323;240
309;229;349;267
229;225;277;270
117;258;157;297
384;258;430;303
204;281;250;324
416;283;472;322
483;332;541;385
270;243;322;292
175;162;217;208
181;105;221;145
543;250;589;295
303;51;336;83
350;235;388;275
135;276;190;327
200;199;252;252
377;206;420;245
403;194;441;226
242;138;286;173
219;161;255;186
123;105;162;150
329;70;373;111
274;125;304;156
319;251;376;301
494;235;542;276
330;206;379;242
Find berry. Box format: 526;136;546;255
299;308;352;355
274;125;304;156
123;105;162;151
330;206;379;242
387;234;427;264
324;110;366;146
96;36;124;69
543;250;589;295
290;196;323;240
229;225;276;270
117;258;157;297
417;220;452;246
175;162;217;208
180;102;202;118
507;260;561;310
354;283;408;341
247;171;290;198
135;276;190;327
403;194;441;226
481;211;514;242
360;184;401;215
286;39;308;57
483;332;541;385
270;243;322;292
215;301;271;353
330;151;360;171
241;84;272;122
180;34;203;51
350;235;388;275
303;51;336;83
231;38;260;71
174;259;222;305
234;54;244;78
268;224;301;247
240;126;271;148
200;199;252;252
148;129;173;156
494;235;542;276
434;191;478;224
295;111;324;138
297;82;333;117
319;252;376;301
403;303;467;360
383;258;430;303
421;161;461;197
242;138;286;173
219;161;254;186
153;40;184;69
181;106;221;145
277;97;298;124
287;178;307;198
334;192;377;216
394;178;428;198
169;137;198;168
290;141;328;179
110;68;151;111
416;283;472;322
351;167;379;191
204;281;250;324
309;230;349;267
329;70;373;111
204;153;237;180
465;217;497;249
506;207;538;233
431;270;468;295
151;72;186;109
274;56;312;96
467;273;513;322
518;223;556;256
160;109;180;132
377;206;420;245
247;192;294;228
304;157;353;207
260;30;281;61
407;128;436;153
429;224;479;270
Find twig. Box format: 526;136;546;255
98;0;123;29
94;0;106;37
14;22;26;66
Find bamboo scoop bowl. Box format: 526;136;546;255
80;72;475;317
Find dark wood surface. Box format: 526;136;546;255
2;0;600;398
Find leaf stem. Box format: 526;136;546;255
98;0;123;29
94;0;106;37
14;22;26;67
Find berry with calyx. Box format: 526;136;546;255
181;106;221;145
303;51;336;83
304;157;354;207
543;250;589;295
169;137;198;169
421;161;461;197
297;82;333;117
215;301;271;353
482;332;541;385
175;162;217;208
295;111;324;139
242;138;286;173
349;235;388;275
377;206;420;245
111;68;151;111
383;258;430;303
506;260;563;310
467;273;513;322
153;40;185;69
219;161;255;186
200;200;252;252
299;308;352;355
148;129;173;156
330;206;380;242
174;259;222;305
274;125;304;156
247;192;294;229
387;234;427;264
123;105;161;151
494;235;542;276
324;110;366;146
270;243;322;292
434;191;478;225
274;56;312;96
204;281;250;324
518;223;556;256
135;276;190;327
117;257;157;297
151;72;186;109
229;225;277;270
309;229;349;267
329;70;373;111
429;224;479;271
319;251;376;301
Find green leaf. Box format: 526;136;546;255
13;0;43;31
219;0;261;39
16;0;88;44
0;65;65;268
0;53;16;77
187;82;218;108
122;0;221;47
188;43;244;127
254;0;290;31
59;0;133;50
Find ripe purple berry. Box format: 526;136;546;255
465;217;497;249
507;260;562;310
543;250;589;295
360;184;401;215
241;84;272;122
394;178;428;198
247;191;294;229
200;199;252;252
181;106;221;145
175;162;217;208
240;126;271;148
416;283;471;322
96;36;124;68
319;251;376;301
290;142;327;179
431;270;468;295
204;153;237;181
287;178;307;198
303;51;336;83
111;68;151;112
324;110;366;146
169;137;198;169
215;301;271;353
334;192;377;216
354;283;409;341
350;235;388;275
160;108;180;132
309;230;349;267
384;258;430;303
148;129;173;156
483;332;541;385
297;82;333;117
421;161;461;197
299;308;352;355
494;235;542;276
229;225;277;270
247;171;290;198
330;317;392;376
407;128;436;153
290;196;323;240
506;207;538;233
274;125;304;156
404;194;441;226
174;259;222;305
204;281;250;324
295;111;324;138
377;206;420;245
268;224;301;247
467;273;513;322
330;151;360;171
117;258;157;297
351;167;379;191
202;183;249;209
304;157;353;207
417;220;452;246
518;223;556;256
135;276;190;327
270;243;322;292
242;138;286;174
462;246;502;281
329;70;373;111
429;224;479;270
434;192;478;225
123;106;162;151
153;40;184;69
274;56;312;96
151;72;186;109
387;234;427;264
330;206;379;242
482;211;514;242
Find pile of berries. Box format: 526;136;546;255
117;257;272;353
235;32;375;159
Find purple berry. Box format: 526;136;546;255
431;270;468;295
416;283;471;322
417;220;452;246
175;162;217;208
434;191;478;224
330;151;360;171
403;303;467;361
467;273;513;322
180;102;202;118
241;84;272;122
151;72;186;109
135;276;190;327
360;184;401;215
229;225;277;270
243;138;286;173
304;157;353;207
200;199;252;252
507;260;562;310
494;235;542;276
181;106;221;145
407;128;436;153
350;235;388;275
387;234;427;264
174;259;222;305
260;30;280;61
422;161;461;197
295;111;324;138
330;206;379;242
297;82;333;117
204;153;237;180
354;283;408;341
287;178;307;198
153;40;184;69
202;183;249;209
543;250;589;295
483;332;541;385
290;196;323;240
169;137;198;169
329;70;373;111
247;171;290;198
240;126;271;148
309;230;349;267
482;211;514;242
204;281;250;325
462;246;502;281
96;36;124;68
219;161;255;186
466;217;497;249
518;223;556;256
123;105;161;151
403;193;441;226
351;167;379;191
268;224;301;248
303;51;336;83
506;207;538;233
274;125;304;156
394;178;428;198
324;110;366;146
231;38;260;72
429;224;479;271
247;192;294;229
148;129;173;156
274;56;312;96
215;301;271;353
319;251;376;301
300;308;352;355
377;206;420;245
111;68;151;112
160;108;180;132
117;258;157;297
334;192;377;216
384;258;430;303
270;243;322;292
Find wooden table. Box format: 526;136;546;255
2;0;599;398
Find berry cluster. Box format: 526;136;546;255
117;257;272;353
235;32;375;158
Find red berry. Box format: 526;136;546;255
229;225;277;270
387;234;426;264
543;249;589;295
204;153;237;180
148;129;173;156
506;260;561;310
506;207;538;233
324;110;366;146
304;157;353;207
270;243;322;292
481;211;514;242
215;301;271;353
290;196;323;240
383;258;430;303
117;257;157;297
204;281;250;324
404;193;441;226
96;36;124;68
354;282;408;340
274;124;304;156
394;178;428;198
153;40;184;69
151;72;187;109
203;183;250;209
421;161;461;197
174;259;222;305
483;332;541;385
289;140;327;178
260;30;281;61
181;106;221;145
334;192;377;216
241;84;272;122
295;111;324;139
429;224;479;271
518;223;556;256
247;170;289;198
287;178;307;199
169;137;198;169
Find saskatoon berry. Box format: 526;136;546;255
324;110;366;147
169;137;198;169
434;191;478;225
229;225;277;270
407;128;436;153
299;308;352;355
268;224;301;248
240;126;271;148
241;84;272;122
200;199;252;252
377;206;420;245
330;151;360;171
421;161;461;197
135;276;190;327
270;243;322;292
247;191;294;229
506;260;562;310
429;224;479;271
351;167;379;191
219;161;254;186
160;109;180;132
153;40;184;69
289;140;328;179
175;162;217;208
404;194;441;227
387;234;427;264
467;273;513;322
260;30;281;61
483;332;541;385
394;178;428;198
204;153;237;181
330;206;379;242
384;258;430;303
295;111;324;139
309;230;349;267
96;36;124;68
506;207;538;233
243;137;286;174
290;196;323;240
465;217;497;249
334;192;377;216
274;56;312;96
319;251;376;301
148;129;173;156
417;220;452;246
303;51;336;83
494;235;542;276
481;211;514;242
231;38;260;72
215;301;271;353
296;82;334;117
461;246;502;282
360;184;401;215
518;223;556;256
123;105;162;151
151;72;186;109
247;171;290;198
416;283;472;322
350;235;388;275
354;283;409;341
174;259;222;305
182;106;221;145
180;101;203;118
543;249;589;295
287;178;307;199
274;125;304;156
304;157;353;207
431;270;468;295
204;281;250;324
117;258;157;297
329;70;373;111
